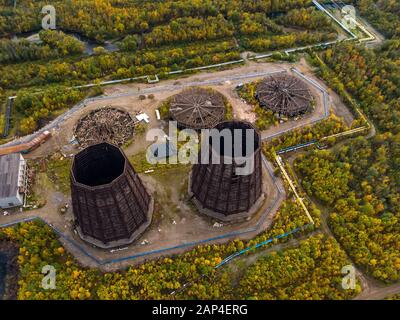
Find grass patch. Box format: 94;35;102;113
46;154;72;194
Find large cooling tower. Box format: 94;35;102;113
70;142;153;248
190;121;264;222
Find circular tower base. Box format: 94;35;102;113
256;73;313;117
75;197;154;249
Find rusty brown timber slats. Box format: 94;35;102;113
256;73;313;117
190;121;262;216
74;107;135;148
70;143;151;246
169;87;226;129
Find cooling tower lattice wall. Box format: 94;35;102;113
70;142;152;248
190;121;263;222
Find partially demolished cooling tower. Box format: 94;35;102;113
169;87;226;130
190;121;263;222
70;142;153;248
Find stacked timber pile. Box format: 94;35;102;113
74;107;134;148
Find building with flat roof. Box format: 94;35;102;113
0;153;27;208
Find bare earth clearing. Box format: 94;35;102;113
2;59;397;299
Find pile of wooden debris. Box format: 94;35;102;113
74;107;135;148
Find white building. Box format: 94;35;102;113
0;153;27;208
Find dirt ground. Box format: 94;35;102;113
0;152;280;271
0;58;355;270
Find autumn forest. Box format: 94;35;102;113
0;0;399;301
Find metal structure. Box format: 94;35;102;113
70;142;152;248
74;107;134;148
190;121;263;222
256;73;313;117
169;87;226;129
